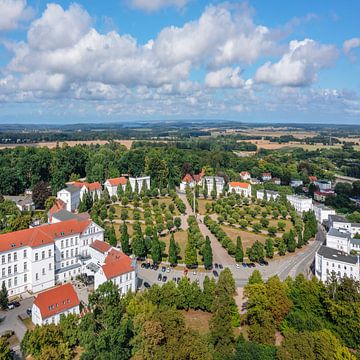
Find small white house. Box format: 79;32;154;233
228;182;251;197
79;182;102;201
290;180;303;188
129;176;150;193
315;180;332;191
240;171;251;181
180;174;196;192
312;203;336;224
104;177;127;197
286;194;313;213
32;283;80;326
203;176;225;196
256;190;280;201
262;173;272;181
315;245;359;282
57;185;81;212
94;249;136;295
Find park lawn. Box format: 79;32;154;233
112;221;146;238
269;219;292;232
157;197;180;215
161;230;188;261
221;225;267;249
181;310;211;335
198;199;213;215
113;206;140;220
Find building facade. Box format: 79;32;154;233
228;182;251;197
313;203;336;224
203;176;225;196
104;177;127;197
286;195;313;213
129;176;151;193
256;190;280;201
57;185;80;212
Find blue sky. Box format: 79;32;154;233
0;0;359;124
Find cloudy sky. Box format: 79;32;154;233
0;0;359;124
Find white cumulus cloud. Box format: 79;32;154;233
343;37;360;62
0;0;33;31
205;67;245;88
254;39;338;86
129;0;189;12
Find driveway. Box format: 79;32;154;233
0;297;33;342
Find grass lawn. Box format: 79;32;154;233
198;199;213;215
269;219;292;232
221;225;267;249
161;230;188;261
181;310;212;335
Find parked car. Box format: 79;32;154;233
150;264;154;270
259;259;269;266
7;303;14;310
166;267;171;273
218;264;223;269
242;262;248;268
236;264;240;269
26;308;32;316
144;282;151;288
213;270;219;277
214;263;219;269
154;264;159;271
248;262;256;268
161;266;166;273
193;270;197;275
12;301;20;308
162;276;167;282
141;263;146;268
157;274;162;281
176;277;181;284
144;263;151;269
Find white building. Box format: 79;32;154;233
203;176;225;196
89;242;136;295
0;217;104;297
286;194;313;213
315;180;332;191
104;177;127;197
129;176;150;193
315;245;359;282
262;173;272;181
328;215;360;237
313;203;336;224
326;228;352;253
240;171;251;181
290;180;303;188
79;182;102;201
57;185;80;212
32;283;80;326
180;174;196;192
256;190;280;201
228;182;251;197
4;195;35;211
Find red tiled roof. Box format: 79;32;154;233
85;182;102;191
49;199;66;218
182;174;194;183
33;283;80;319
309;176;318;182
90;240;111;254
106;177;127;186
262;172;271;176
240;171;250;176
314;190;335;196
229;182;250;189
102;249;133;280
0;218;91;252
72;181;85;188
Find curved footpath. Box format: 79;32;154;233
177;190;325;286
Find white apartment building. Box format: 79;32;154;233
328;215;360;237
315;245;359;282
57;185;80;212
315;179;332;191
256;190;280;201
104;177;127;197
32;283;80;326
313;203;336;224
203;176;225;196
228;182;251;197
0;218;104;297
129;176;151;193
290;180;303;188
240;171;251;180
326;228;352;253
286;194;313;213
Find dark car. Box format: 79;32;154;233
150;264;154;270
161;266;166;273
12;301;20;308
259;259;269;266
213;270;219;277
242;262;248;268
153;264;159;271
214;263;219;269
218;264;223;269
172;277;177;282
144;282;151;288
144;263;151;269
176;277;181;284
248;262;256;268
157;273;162;281
162;276;167;282
141;262;146;268
26;308;32;316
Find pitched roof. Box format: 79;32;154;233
106;177;127;186
52;210;90;222
240;171;250;176
102;249;133;280
229;182;250;189
317;245;358;264
33;283;80;319
327;227;350;239
262;172;271;176
90;240;111;254
182;174;194;183
62;184;80;194
49;199;67;218
0;218;91;252
309;176;317;182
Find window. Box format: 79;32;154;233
8;279;11;288
42;268;45;275
14;252;17;261
14;265;17;273
24;262;27;271
66;239;69;247
71;249;73;257
8;266;11;275
66;250;69;258
7;254;11;262
23;249;27;258
1;268;4;276
49;263;52;270
48;249;52;258
14;277;17;286
24;274;27;283
71;238;73;246
1;255;4;264
61;240;64;249
75;237;78;245
61;252;64;259
35;273;39;281
75;248;78;256
42;251;45;260
35;253;38;261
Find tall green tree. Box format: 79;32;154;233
0;282;8;310
203;236;213;269
235;236;244;263
120;221;130;254
168;233;178;266
265;238;274;259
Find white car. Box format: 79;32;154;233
236;264;240;269
166;267;171;273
